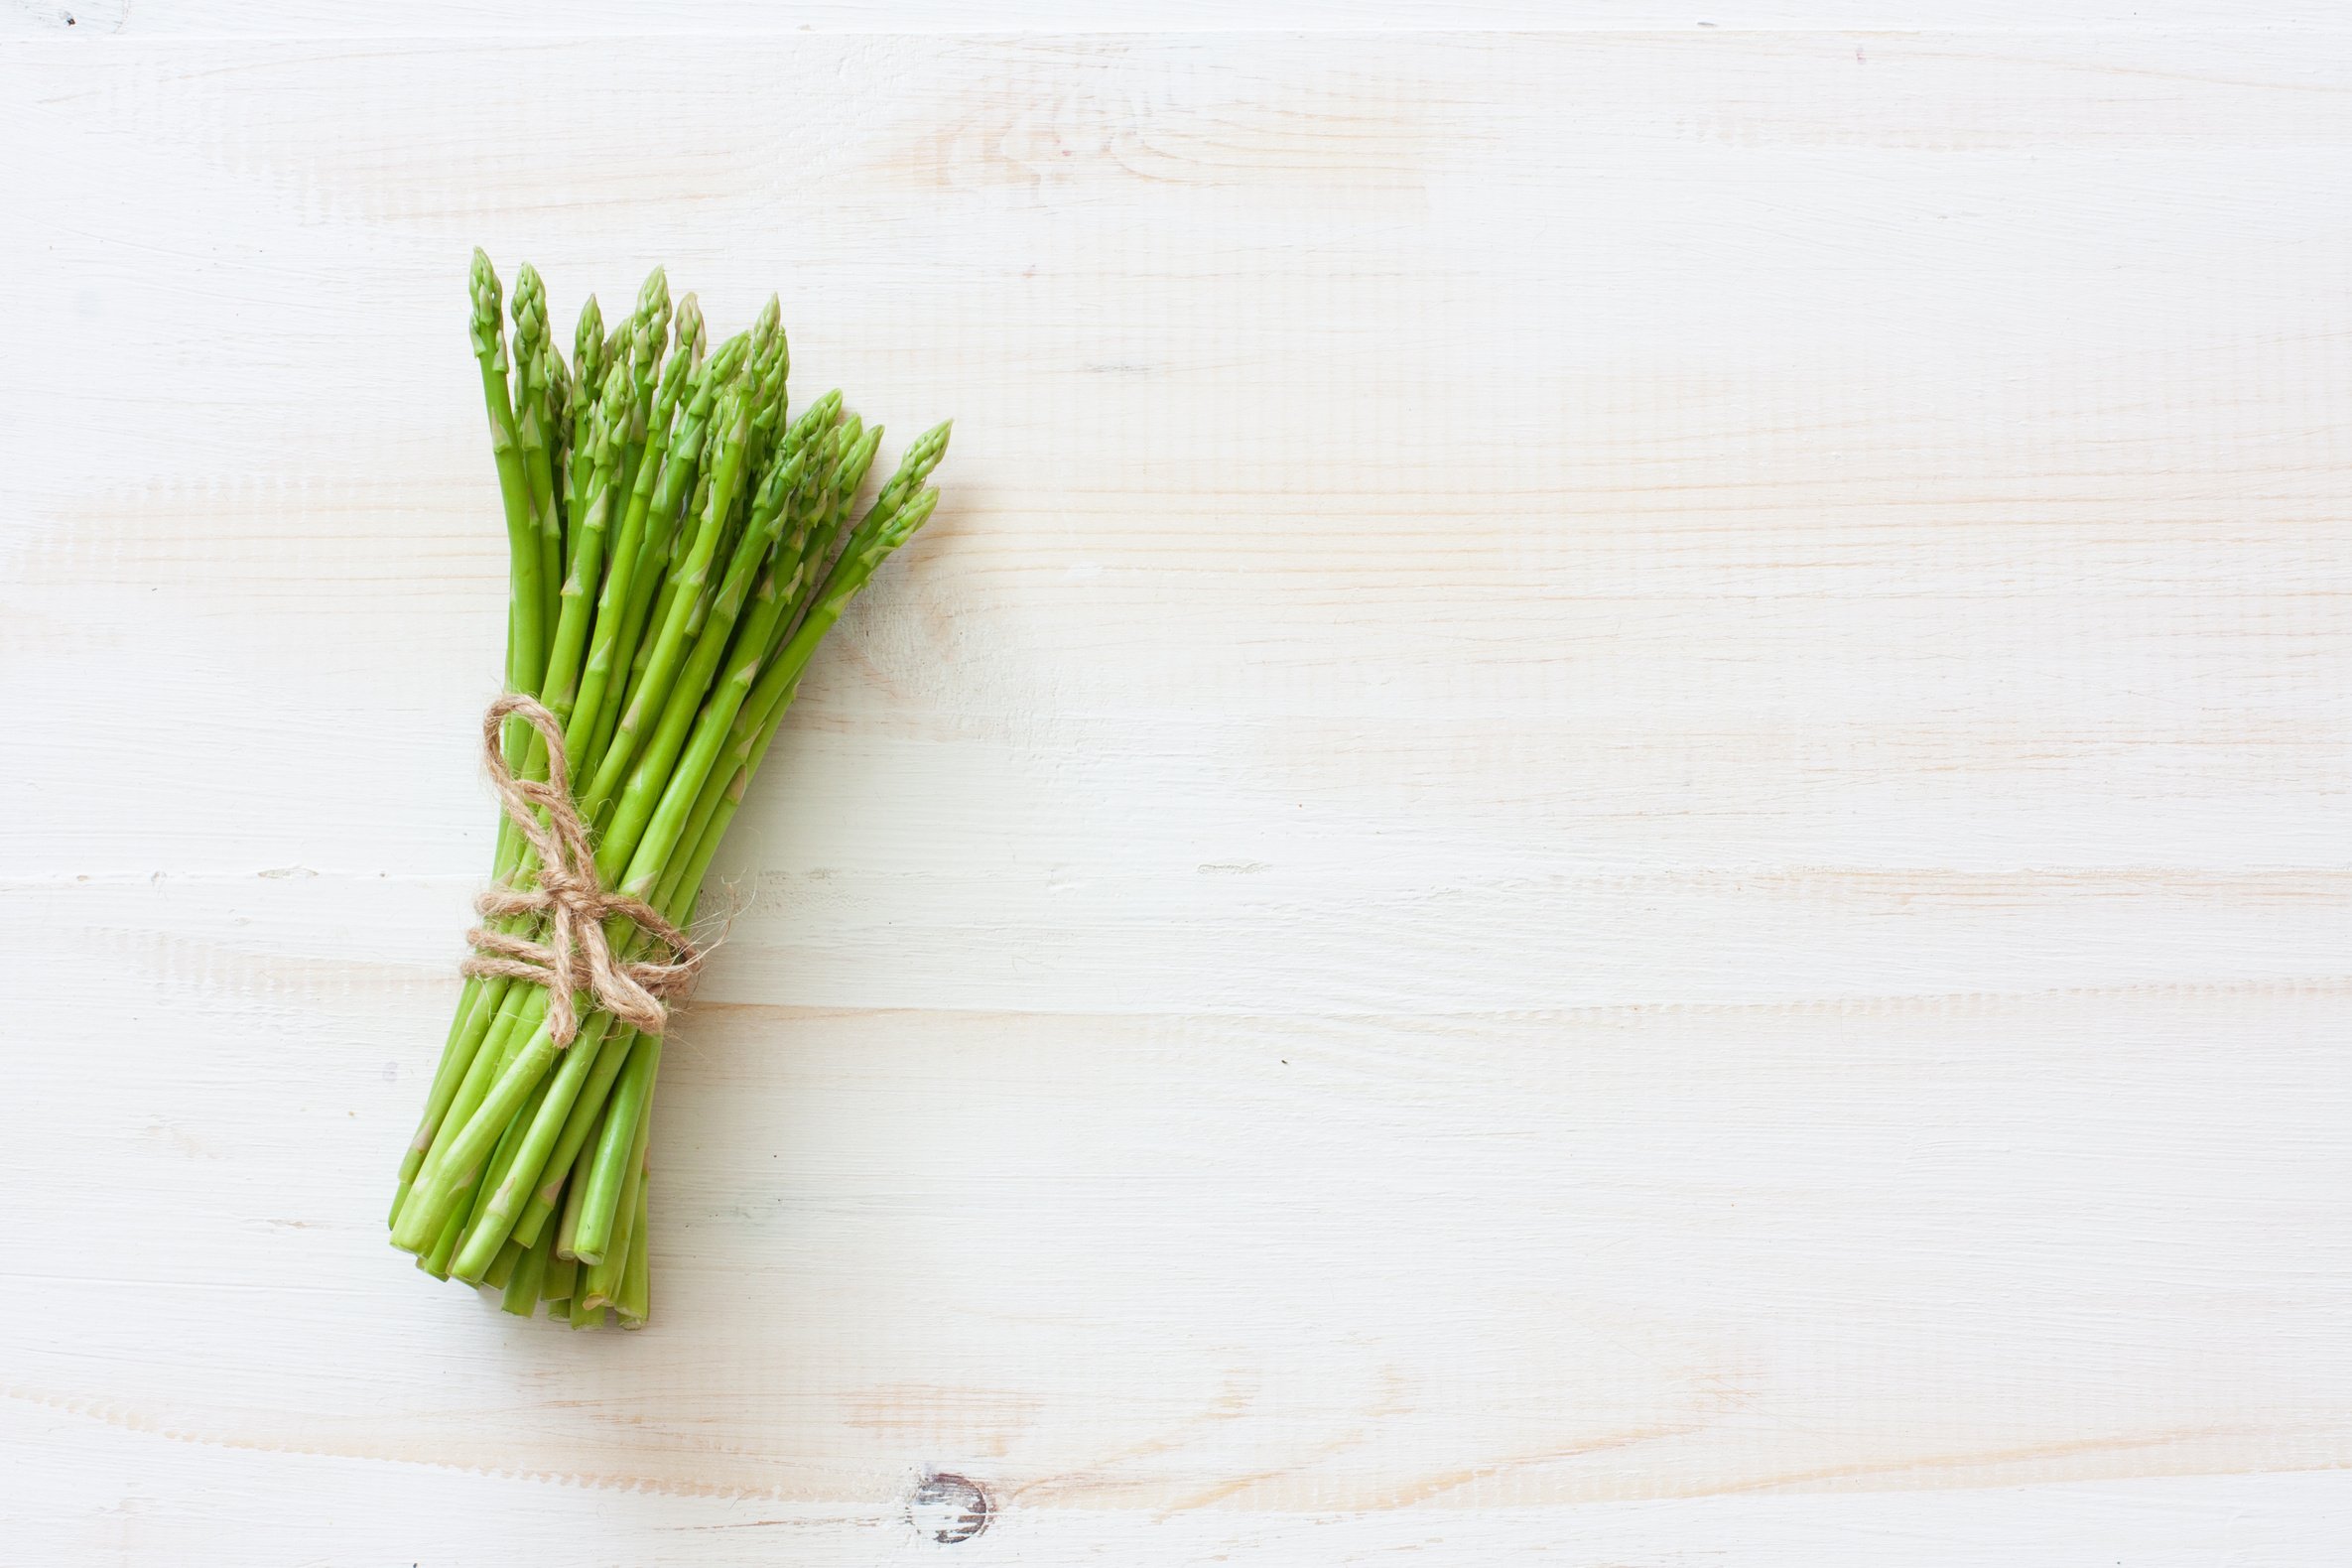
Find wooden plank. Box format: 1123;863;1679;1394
9;1;2339;39
3;24;2348;1562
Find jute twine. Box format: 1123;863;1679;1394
461;694;705;1047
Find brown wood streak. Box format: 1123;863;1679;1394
1712;1422;2352;1496
1153;1366;1417;1515
1006;1362;1261;1503
1362;1420;1713;1510
3;1386;810;1503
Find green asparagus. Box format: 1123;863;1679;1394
389;254;951;1329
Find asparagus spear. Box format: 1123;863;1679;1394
542;1249;579;1311
615;1174;652;1327
511;264;565;655
554;1117;599;1261
468;252;545;762
617;267;673;487
576;1036;659;1272
501;1222;553;1316
482;1236;524;1291
536;361;629;735
571;297;607;435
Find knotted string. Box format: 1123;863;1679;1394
461;694;704;1047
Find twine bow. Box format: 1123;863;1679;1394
461;694;705;1047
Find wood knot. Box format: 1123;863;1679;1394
907;1472;991;1544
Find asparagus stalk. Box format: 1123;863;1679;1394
614;267;673;506
483;1237;524;1291
615;1174;652;1327
554;1120;599;1261
501;1222;553;1315
468;252;545;764
576;1036;659;1273
512;264;565;659
535;361;629;735
584;1128;652;1312
541;1249;578;1309
571;297;607;444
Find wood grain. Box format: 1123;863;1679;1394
4;12;2350;1563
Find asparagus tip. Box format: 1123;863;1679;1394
511;264;548;350
467;252;505;363
575;294;606;359
884;484;942;546
839;425;884;497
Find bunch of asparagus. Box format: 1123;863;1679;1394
388;252;948;1328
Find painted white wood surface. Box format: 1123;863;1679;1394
5;8;2351;1562
15;1;2349;37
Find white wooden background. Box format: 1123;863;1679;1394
5;2;2351;1562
